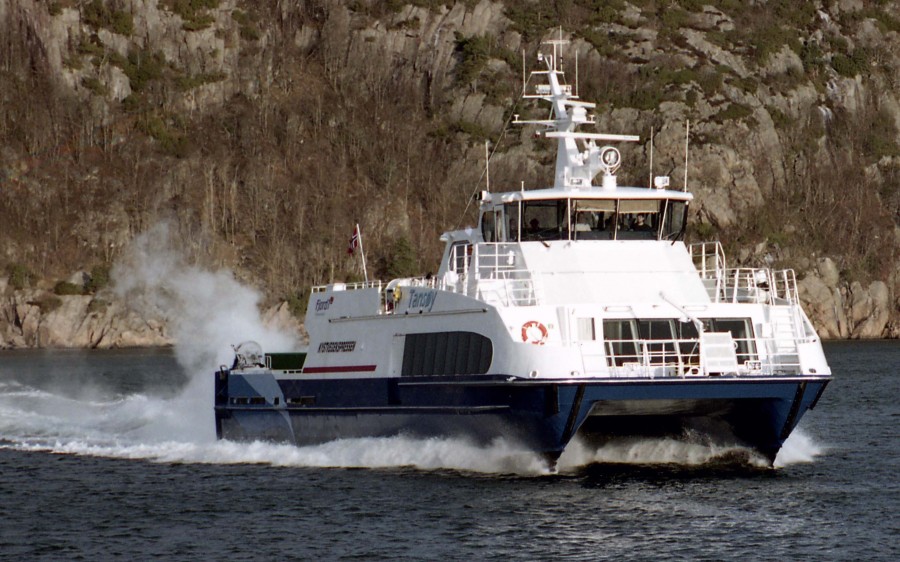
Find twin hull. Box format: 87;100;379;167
214;369;829;465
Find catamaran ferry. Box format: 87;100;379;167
214;41;830;467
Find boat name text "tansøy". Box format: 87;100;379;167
408;289;436;312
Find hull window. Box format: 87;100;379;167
402;331;493;376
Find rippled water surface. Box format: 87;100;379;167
0;342;897;560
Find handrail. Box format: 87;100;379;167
312;280;384;293
445;242;539;306
602;336;800;377
689;242;799;306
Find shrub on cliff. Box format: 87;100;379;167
6;264;35;290
32;294;62;313
86;265;110;294
54;281;83;296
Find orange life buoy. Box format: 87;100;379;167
521;320;548;345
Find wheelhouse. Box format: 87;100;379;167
479;188;693;243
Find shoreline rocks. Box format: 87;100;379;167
798;258;898;339
2;260;896;349
0;282;304;349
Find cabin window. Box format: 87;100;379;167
481;210;496;242
601;318;757;368
637;320;677;363
402;331;493;376
522;200;567;241
504;203;520;242
513;198;687;242
602;320;639;366
451;242;471;275
571;200;616;240
704;318;757;364
673;319;702;358
616;200;661;240
661;200;688;241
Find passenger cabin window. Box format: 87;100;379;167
504;203;520;242
617;200;660;240
661;200;688;241
481;211;496;242
603;318;757;368
507;198;688;242
571;200;616;240
522;200;567;241
602;320;639;366
450;241;471;275
705;318;756;364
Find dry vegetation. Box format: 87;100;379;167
1;0;897;311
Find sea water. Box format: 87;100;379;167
0;341;896;560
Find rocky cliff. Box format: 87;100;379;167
0;0;897;346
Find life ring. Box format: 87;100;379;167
521;321;548;345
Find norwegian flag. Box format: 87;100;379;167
347;225;360;255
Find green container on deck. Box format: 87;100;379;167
265;352;307;370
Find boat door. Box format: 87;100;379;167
575;316;606;375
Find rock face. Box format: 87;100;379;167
798;258;898;339
0;279;303;349
0;282;171;348
0;1;897;343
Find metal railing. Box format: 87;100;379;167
715;268;798;304
689;242;798;305
312;280;384;293
446;242;539;306
602;337;800;378
690;241;727;278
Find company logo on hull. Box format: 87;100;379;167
315;296;335;314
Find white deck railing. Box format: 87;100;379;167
602;336;801;378
312;280;383;293
689;242;798;305
445;242;539;306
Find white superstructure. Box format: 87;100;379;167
298;42;830;385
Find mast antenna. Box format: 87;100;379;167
683;120;690;192
575;50;579;98
521;49;526;96
485;140;490;192
649;126;654;189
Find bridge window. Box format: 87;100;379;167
503;203;521;242
661;200;688;240
508;198;687;242
572;200;616;240
616;200;661;240
481;210;496;242
522;200;567;241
